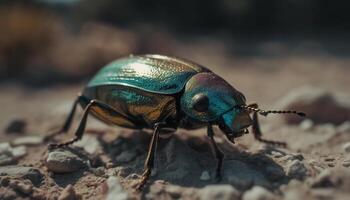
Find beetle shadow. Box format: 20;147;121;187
101;130;290;191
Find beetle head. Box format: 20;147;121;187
180;72;251;140
181;72;306;143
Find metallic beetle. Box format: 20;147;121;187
49;54;305;189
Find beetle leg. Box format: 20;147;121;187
48;99;127;148
249;103;287;147
137;122;165;190
44;94;86;142
207;124;224;182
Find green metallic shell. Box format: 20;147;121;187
87;55;210;94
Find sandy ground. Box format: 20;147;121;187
1;50;350;200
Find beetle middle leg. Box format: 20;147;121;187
49;99;131;148
137;122;165;190
207;124;224;182
248;103;287;147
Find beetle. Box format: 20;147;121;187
48;54;305;189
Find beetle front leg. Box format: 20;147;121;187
137;122;165;190
207;124;224;182
249;103;287;147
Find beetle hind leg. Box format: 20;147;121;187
249;103;287;147
48;99;130;149
44;94;87;142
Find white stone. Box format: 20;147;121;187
105;176;128;200
199;185;240;200
200;171;211;181
299;119;314;131
74;134;101;154
242;186;277;200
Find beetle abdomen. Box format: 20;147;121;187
82;85;177;129
87;55;209;95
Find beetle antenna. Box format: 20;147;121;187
240;105;306;117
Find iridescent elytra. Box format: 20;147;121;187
48;54;305;189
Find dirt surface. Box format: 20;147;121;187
1;49;350;200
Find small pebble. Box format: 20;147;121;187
104;176;128;200
11;136;44;146
242;186;277;200
286;160;308;180
58;184;80;200
337;121;350;133
46;149;87;173
0;143;27;166
74;134;101;154
342;142;350;153
198;185;240;200
299;119;314;131
200;171;211;181
5;119;26;134
310;169;341;188
342;160;350;168
10;180;33;195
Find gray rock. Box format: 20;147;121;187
199;185;240;200
276;86;350;125
105;176;128;200
45;149;87;173
342;142;350;153
223;160;270;190
0;166;43;185
11;136;44;146
286;160;308;180
242;186;277;200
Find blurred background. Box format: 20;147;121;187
1;0;350;85
0;0;349;130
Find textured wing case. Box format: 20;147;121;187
87;55;210;94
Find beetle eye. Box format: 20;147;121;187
192;93;209;112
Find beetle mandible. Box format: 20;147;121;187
48;54;305;189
